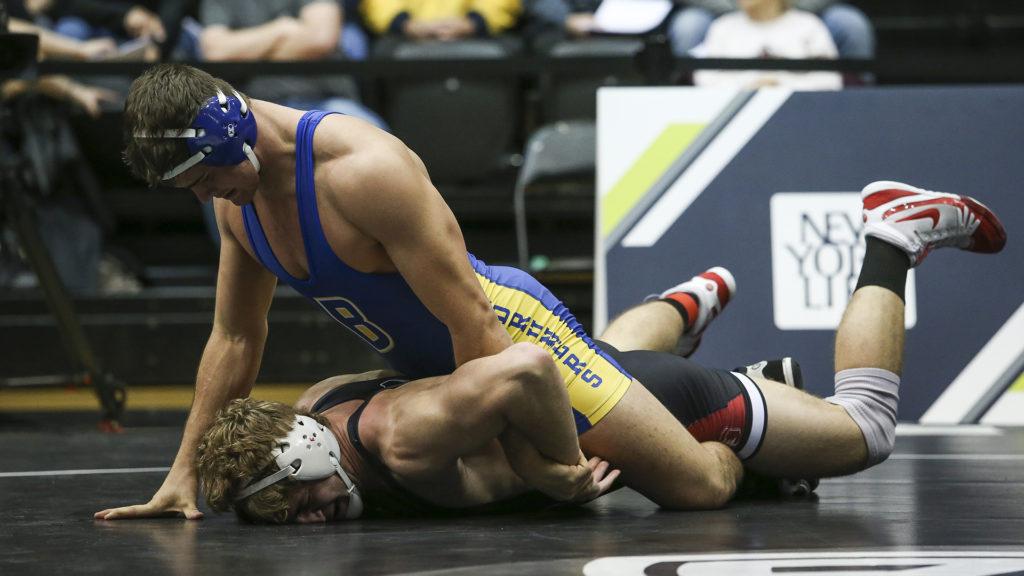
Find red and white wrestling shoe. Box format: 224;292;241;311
656;266;736;357
861;181;1007;267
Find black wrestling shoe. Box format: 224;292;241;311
735;469;817;500
735;357;818;498
736;357;804;390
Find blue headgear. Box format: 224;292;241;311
135;89;260;181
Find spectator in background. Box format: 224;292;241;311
14;0;165;60
691;0;842;90
670;0;873;61
44;1;164;43
5;15;121;110
6;2;116;60
2;2;140;294
362;0;521;43
521;0;598;51
196;0;384;127
195;0;385;248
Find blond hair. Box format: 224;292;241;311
122;64;246;186
196;398;326;524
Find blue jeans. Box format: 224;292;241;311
53;16;117;42
341;22;370;61
668;7;715;56
182;19;370;61
668;3;875;58
821;4;875;59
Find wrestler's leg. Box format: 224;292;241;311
746;275;906;478
749;180;1007;478
596;278;874;479
601;267;735;354
601;301;682;353
580;380;743;509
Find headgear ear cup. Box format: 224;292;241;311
134;89;259;181
234;415;364;519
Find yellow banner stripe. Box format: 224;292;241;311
1011;371;1024;392
601;123;705;238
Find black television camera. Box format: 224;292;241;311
0;31;126;428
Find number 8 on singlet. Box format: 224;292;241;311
314;296;395;353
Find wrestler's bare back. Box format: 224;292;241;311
307;370;532;509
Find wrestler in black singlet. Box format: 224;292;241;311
311;378;556;517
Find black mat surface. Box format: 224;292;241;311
3;424;1023;575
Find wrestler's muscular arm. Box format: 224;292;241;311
95;206;277;520
200;2;340;62
330;138;512;366
374;344;616;505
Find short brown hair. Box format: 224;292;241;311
196;398;326;524
122;64;246;186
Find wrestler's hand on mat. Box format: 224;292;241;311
94;472;203;520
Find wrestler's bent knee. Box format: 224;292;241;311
654;464;735;511
826;368;899;468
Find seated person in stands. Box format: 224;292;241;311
6;0;117;60
690;0;843;90
20;0;165;49
4;4;119;115
1;3;138;295
522;0;651;53
669;0;874;60
196;0;384;127
523;0;600;47
362;0;521;44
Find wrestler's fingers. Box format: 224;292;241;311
576;466;619;502
95;502;203;520
96;503;162;519
586;456;613;476
182;507;204;520
94;504;150;519
596;469;621;496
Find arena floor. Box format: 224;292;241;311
2;420;1023;575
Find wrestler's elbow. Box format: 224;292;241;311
503;343;560;388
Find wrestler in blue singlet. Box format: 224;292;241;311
242;111;632;433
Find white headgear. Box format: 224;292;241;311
234;415;363;520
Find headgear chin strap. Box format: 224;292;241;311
234;415;364;520
135;89;259;182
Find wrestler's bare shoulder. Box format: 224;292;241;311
312;115;428;202
294;369;403;412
